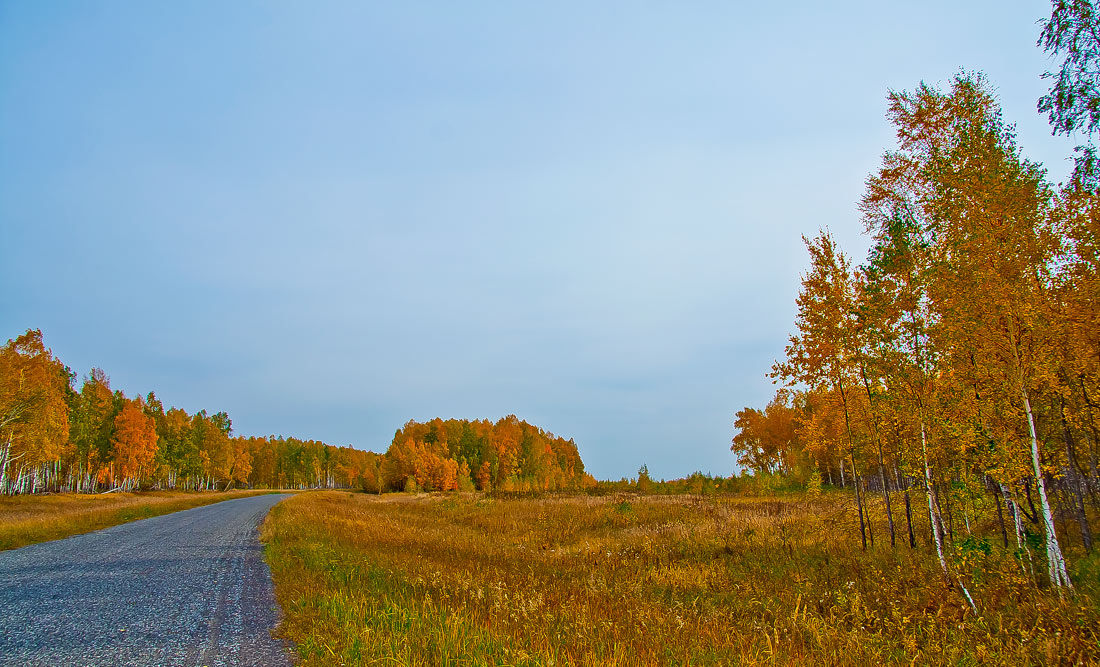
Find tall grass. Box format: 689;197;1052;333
263;490;1098;665
0;489;283;550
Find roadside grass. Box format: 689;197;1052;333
262;490;1100;666
0;489;286;551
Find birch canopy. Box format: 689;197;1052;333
737;70;1095;594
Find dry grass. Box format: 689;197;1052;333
262;490;1100;666
0;489;285;550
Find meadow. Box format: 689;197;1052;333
262;490;1099;666
0;488;283;551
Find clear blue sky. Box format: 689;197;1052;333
0;1;1077;480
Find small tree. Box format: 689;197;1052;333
806;467;823;497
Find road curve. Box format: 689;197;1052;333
0;493;294;667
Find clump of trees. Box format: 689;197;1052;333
733;2;1100;596
379;416;589;493
0;329;588;495
0;328;379;494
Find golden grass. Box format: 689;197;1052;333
0;488;285;551
262;490;1100;666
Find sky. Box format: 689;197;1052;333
0;1;1081;481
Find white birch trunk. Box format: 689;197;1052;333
921;416;948;576
14;464;26;495
920;416;978;612
1002;482;1036;580
1024;393;1072;590
0;439;9;494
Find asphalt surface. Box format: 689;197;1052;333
0;493;295;667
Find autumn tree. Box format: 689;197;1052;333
731;391;803;476
70;368;117;492
861;109;957;571
773;231;872;550
797;386;854;488
229;437;253;488
1050;187;1100;550
921;75;1070;590
857;73;1074;592
157;407;193;488
111;396;158;490
0;329;71;493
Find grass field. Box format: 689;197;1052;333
0;488;284;551
262;490;1100;666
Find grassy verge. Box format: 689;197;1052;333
0;488;286;551
262;491;1099;666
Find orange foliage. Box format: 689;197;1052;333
112;398;158;485
384;416;586;493
0;330;589;496
0;329;71;467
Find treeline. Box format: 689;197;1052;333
0;329;375;493
593;467;818;497
591;467;734;496
0;329;590;495
377;416;590;493
734;68;1100;595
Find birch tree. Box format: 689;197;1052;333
774;231;872;549
112;397;158;490
0;330;70;493
870;74;1073;590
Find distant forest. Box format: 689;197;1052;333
0;329;590;494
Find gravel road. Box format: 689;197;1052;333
0;493;294;667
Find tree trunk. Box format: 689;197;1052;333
1024;393;1072;590
992;481;1009;549
860;367;896;547
1061;409;1093;552
1024;479;1040;524
837;376;868;551
939;479;955;543
919;413;977;614
0;438;9;494
1002;482;1036;582
921;416;948;576
1078;379;1100;503
897;467;916;549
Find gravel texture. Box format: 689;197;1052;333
0;493;294;667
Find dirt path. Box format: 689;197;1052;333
0;494;293;667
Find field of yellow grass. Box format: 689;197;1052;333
0;489;284;551
262;490;1099;666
